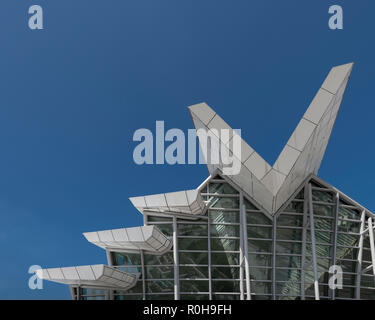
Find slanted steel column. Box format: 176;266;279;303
330;192;340;300
207;217;212;300
173;216;180;300
240;192;251;300
140;250;146;300
239;192;245;300
355;210;366;299
367;217;375;286
301;184;309;300
308;183;320;300
272;217;276;300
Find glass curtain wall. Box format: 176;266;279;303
71;176;375;300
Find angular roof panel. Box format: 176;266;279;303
129;189;206;216
83;225;172;253
35;265;138;290
188;63;354;215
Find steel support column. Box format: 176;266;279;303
208;216;212;300
173;216;180;300
301;184;309;300
239;192;245;300
308;183;320;300
140;250;146;300
272;217;277;300
367;217;375;286
241;194;251;300
355;210;366;299
330;192;339;300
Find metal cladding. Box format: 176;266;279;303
189;63;354;215
35;265;138;290
129;189;206;216
83;225;172;254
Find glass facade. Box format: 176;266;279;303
72;176;375;300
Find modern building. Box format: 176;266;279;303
36;63;375;300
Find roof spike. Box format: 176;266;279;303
188;63;354;214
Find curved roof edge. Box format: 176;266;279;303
35;264;138;290
83;225;172;254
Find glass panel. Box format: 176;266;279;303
337;219;360;233
276;282;300;296
212;280;240;292
210;210;239;224
179;238;208;250
336;233;358;248
276;268;301;282
153;224;173;236
277;214;303;227
247;211;271;225
247;226;272;239
336;259;356;273
211;225;239;237
244;198;258;210
284;201;304;213
145;266;174;279
277;228;302;241
212;294;240;300
211;266;239;279
147;216;172;222
308;231;332;244
180;280;209;293
339;207;360;220
276;242;302;255
211;197;239;209
115;294;142;300
179;252;208;265
209;183;238;194
248;240;272;253
276;255;301;268
146;280;174;293
251;281;271;294
306;243;331;258
314;217;333;231
211;252;239;265
180;294;210;300
250;267;272;281
111;252;141;266
121;281;143;294
313;204;334;217
144;252;174;265
145;294;174;300
211;238;239;251
312;190;333;203
179;266;208;279
178;224;207;237
248;253;272;267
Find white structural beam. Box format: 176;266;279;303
240;197;251;300
367;217;375;285
83;225;172;254
36;265;138;290
355;211;366;299
188;63;354;215
308;183;320;300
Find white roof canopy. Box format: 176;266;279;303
83;225;171;253
129;189;206;216
189;63;354;215
36;265;138;290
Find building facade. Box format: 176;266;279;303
36;63;375;300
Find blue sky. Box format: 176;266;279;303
0;1;374;299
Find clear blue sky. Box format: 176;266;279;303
0;1;374;299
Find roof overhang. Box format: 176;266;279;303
83;225;172;254
35;265;138;290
